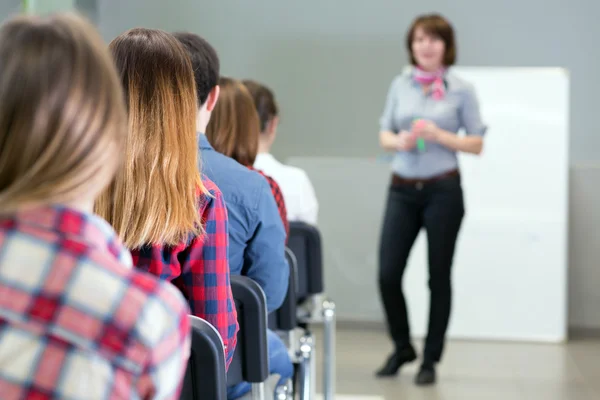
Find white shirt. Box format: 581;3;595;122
254;153;319;225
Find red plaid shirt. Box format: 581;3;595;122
250;167;289;238
0;206;191;399
131;177;238;368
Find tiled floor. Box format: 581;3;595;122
312;328;600;400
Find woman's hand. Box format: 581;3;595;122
412;119;440;142
395;130;417;151
411;120;484;154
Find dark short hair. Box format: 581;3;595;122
173;32;219;106
243;80;278;133
406;14;456;66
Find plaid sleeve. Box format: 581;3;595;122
264;174;289;239
181;179;238;369
136;278;192;399
96;216;134;268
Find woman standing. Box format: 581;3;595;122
376;14;487;385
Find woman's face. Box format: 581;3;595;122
411;26;445;71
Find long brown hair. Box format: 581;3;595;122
206;77;260;166
95;28;204;249
0;13;126;213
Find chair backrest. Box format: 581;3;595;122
226;275;269;386
268;247;298;331
180;316;227;400
288;222;324;303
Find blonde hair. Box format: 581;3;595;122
95;28;204;249
206;77;261;166
0;13;126;214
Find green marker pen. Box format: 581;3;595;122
413;118;426;152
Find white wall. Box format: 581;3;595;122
287;67;570;342
0;0;21;19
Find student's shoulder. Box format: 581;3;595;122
198;176;228;221
81;246;188;351
205;153;267;187
202;155;269;212
201;175;222;198
283;163;308;177
281;163;312;185
252;170;281;204
119;268;189;346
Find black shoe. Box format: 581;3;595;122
375;347;417;378
415;362;436;386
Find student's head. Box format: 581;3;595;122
243;80;279;150
95;28;202;249
173;32;220;132
406;14;456;71
206;77;260;167
0;13;126;214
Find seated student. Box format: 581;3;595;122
207;77;289;237
206;76;295;398
174;32;289;312
173;33;292;400
0;14;190;399
244;80;319;225
95;28;238;367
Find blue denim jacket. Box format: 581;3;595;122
198;134;289;312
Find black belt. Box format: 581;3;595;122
391;169;459;189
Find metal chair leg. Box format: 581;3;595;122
322;300;336;400
250;382;266;400
296;333;315;400
275;378;293;400
310;335;316;400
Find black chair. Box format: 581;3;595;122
288;223;324;304
180;316;227;400
288;222;336;400
268;247;298;332
265;247;315;400
227;275;269;400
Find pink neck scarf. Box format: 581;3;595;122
413;67;446;100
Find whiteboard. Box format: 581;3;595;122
289;67;569;343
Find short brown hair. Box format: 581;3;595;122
206;77;260;166
0;13;126;214
96;28;203;249
243;80;278;133
406;14;456;66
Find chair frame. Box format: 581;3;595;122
288;222;337;400
180;315;227;400
228;276;269;400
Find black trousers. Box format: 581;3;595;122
378;173;464;362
